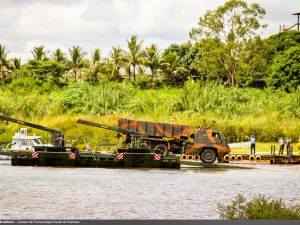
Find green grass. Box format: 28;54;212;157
0;80;300;147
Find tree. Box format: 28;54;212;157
193;38;227;81
86;48;101;84
11;57;21;70
53;49;67;63
92;48;101;65
144;44;161;81
261;31;300;91
31;46;48;61
265;31;300;62
108;46;124;81
160;52;187;83
190;0;266;86
68;46;87;80
0;44;11;79
126;35;144;80
26;60;67;83
163;42;201;80
268;46;300;92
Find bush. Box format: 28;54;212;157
218;194;300;220
133;74;152;90
5;77;60;95
58;81;135;115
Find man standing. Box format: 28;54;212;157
279;137;285;155
285;137;291;155
250;135;256;154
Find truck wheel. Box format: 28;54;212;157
154;144;168;156
200;149;217;163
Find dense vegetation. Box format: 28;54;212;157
218;194;300;219
0;0;299;148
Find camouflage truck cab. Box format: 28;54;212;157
185;128;230;163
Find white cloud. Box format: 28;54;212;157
0;0;299;62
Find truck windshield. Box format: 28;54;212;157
212;132;222;143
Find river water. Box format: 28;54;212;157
0;161;299;219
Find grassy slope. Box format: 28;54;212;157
0;81;300;150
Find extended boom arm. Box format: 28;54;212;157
77;119;141;135
0;115;61;135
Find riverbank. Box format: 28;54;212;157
1;81;300;147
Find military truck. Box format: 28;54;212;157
77;118;231;163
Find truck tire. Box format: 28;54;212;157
200;149;217;163
154;144;168;156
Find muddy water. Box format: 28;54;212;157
0;161;299;219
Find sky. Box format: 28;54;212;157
1;0;299;61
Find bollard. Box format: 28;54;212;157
271;145;275;155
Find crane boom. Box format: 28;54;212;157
0;115;61;134
77;119;141;135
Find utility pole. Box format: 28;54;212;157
292;12;300;31
280;12;300;32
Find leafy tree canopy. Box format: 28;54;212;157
190;0;266;86
269;46;300;92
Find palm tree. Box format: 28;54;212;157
160;52;187;83
87;48;101;84
126;35;144;80
53;49;66;62
109;46;124;79
11;57;21;70
92;48;101;66
68;46;87;80
31;46;47;60
0;44;11;79
144;43;161;81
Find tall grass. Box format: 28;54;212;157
57;82;135;115
173;80;300;119
0;80;299;144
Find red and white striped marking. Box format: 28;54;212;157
32;152;39;159
154;154;161;161
117;153;124;160
69;153;76;159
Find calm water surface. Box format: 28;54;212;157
0;161;299;219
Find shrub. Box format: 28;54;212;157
218;194;300;220
58;82;135;115
133;74;152;90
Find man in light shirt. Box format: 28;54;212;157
279;137;285;155
250;135;256;154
